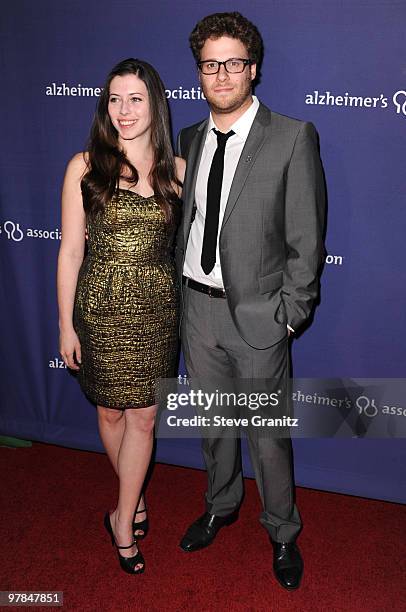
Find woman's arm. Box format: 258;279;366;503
57;153;87;369
174;156;186;196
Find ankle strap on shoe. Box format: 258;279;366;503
116;540;136;549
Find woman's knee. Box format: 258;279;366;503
97;405;124;426
125;407;156;433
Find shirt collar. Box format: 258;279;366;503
207;95;260;142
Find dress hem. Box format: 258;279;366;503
84;393;158;410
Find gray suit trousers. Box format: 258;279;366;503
181;284;302;543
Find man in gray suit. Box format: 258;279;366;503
176;12;325;590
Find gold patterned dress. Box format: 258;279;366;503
73;189;179;409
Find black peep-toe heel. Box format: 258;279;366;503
104;512;145;574
132;507;149;540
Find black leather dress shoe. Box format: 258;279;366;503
180;511;238;552
271;540;304;590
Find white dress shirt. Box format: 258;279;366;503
183;96;260;288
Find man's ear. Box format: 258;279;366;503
250;62;257;81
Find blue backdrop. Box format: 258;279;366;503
1;0;405;503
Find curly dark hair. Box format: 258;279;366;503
189;12;263;65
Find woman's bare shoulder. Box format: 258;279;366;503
66;152;89;179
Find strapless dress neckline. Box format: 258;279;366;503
117;188;155;199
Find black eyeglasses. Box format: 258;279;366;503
197;58;252;75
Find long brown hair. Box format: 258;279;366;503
81;58;181;223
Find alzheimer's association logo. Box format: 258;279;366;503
3;221;24;241
304;88;406;118
0;220;61;241
393;90;406;116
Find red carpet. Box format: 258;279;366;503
1;442;405;611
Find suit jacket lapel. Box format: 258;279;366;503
221;104;272;228
182;120;208;245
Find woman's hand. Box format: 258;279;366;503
60;327;82;370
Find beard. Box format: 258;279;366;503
202;72;253;115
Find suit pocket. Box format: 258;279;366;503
274;296;287;325
259;270;283;294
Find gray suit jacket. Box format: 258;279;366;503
176;103;325;349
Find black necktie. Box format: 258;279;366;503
201;129;235;275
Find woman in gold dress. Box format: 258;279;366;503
57;58;185;574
